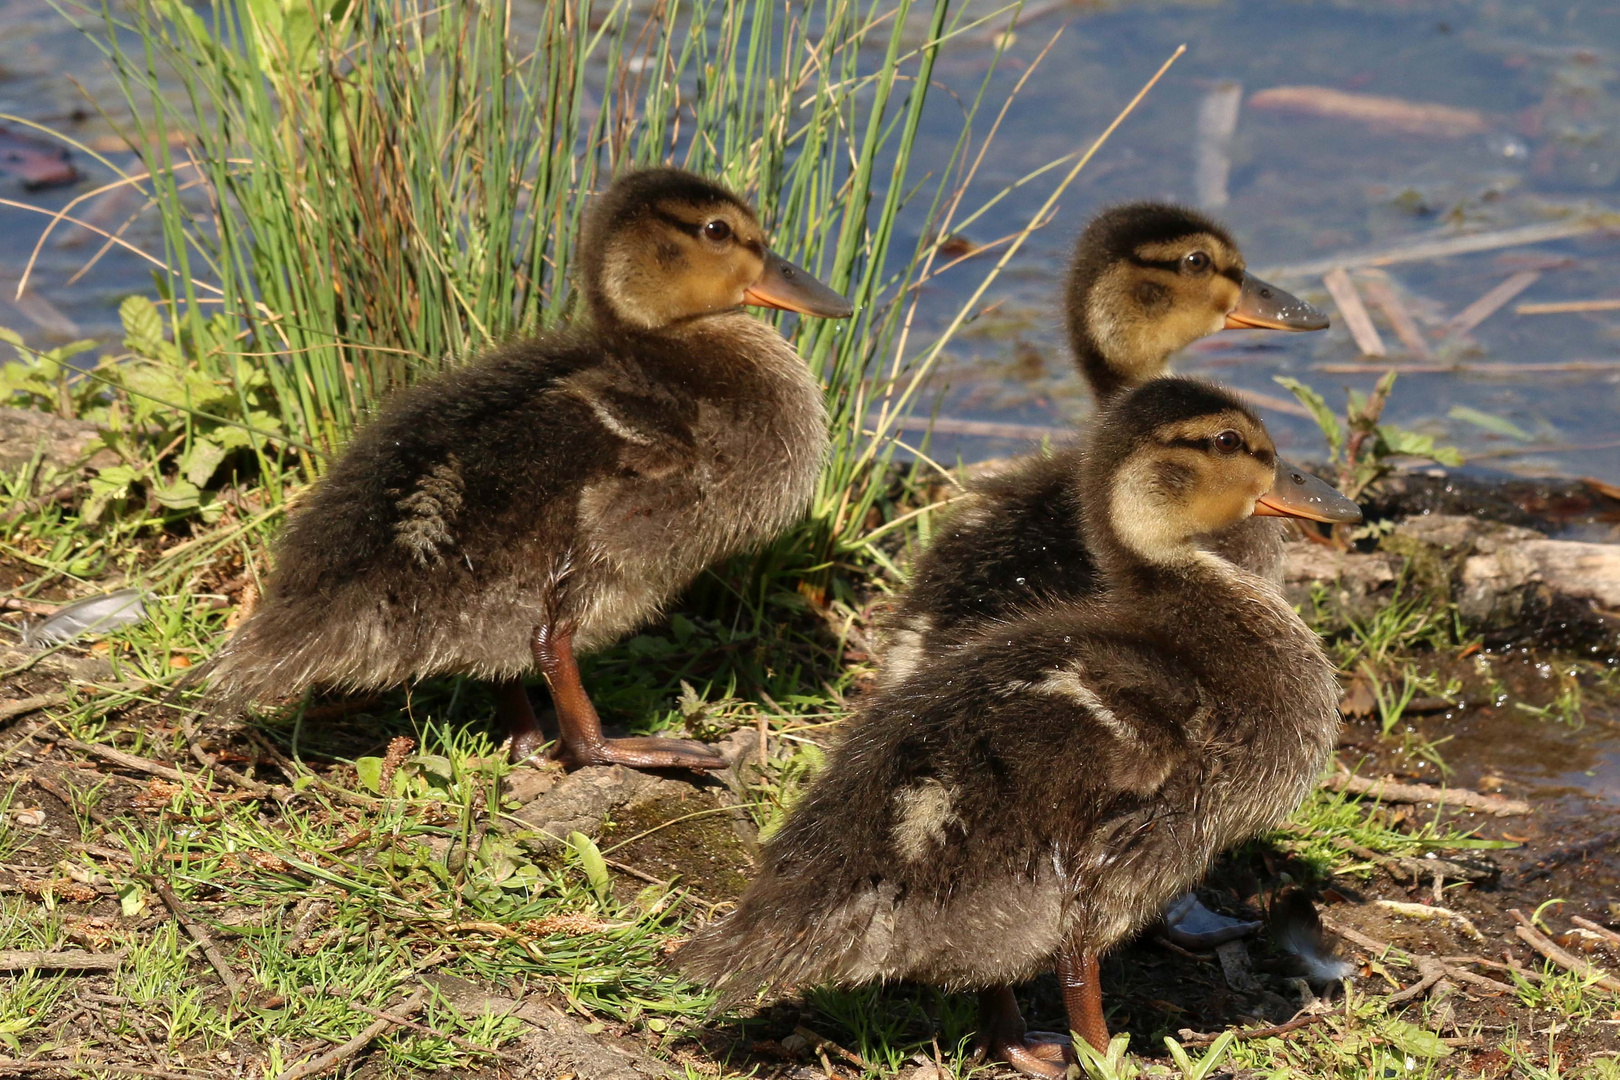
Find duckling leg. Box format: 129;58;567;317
495;680;549;763
1056;948;1109;1053
532;623;728;771
977;987;1069;1079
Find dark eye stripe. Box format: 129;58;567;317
1128;255;1244;284
649;207;705;238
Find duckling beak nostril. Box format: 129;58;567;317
742;250;854;319
1223;273;1330;332
1252;458;1363;522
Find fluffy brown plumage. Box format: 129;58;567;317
676;379;1345;1072
193;168;851;767
882;204;1334;686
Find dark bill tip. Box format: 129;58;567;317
742;250;854;319
1224;273;1331;332
1253;459;1363;523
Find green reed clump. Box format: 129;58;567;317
58;0;1063;556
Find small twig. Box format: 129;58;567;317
1329;837;1411;882
1386;957;1447;1005
180;713;282;800
1322;772;1530;815
0;948;123;972
147;876;244;997
1571;915;1620;949
0;597;63;616
57;738;188;784
794;1026;870;1071
1357;273;1433;359
0;1061;206;1080
272;987;428;1080
347;1000;516;1059
1373;900;1485;942
242;729;378;808
32;771;110;825
1178;1013;1327;1047
1508;910;1620;992
1440;954;1546;983
1318;913;1513;995
0;692;72;724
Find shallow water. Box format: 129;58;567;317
899;0;1620;481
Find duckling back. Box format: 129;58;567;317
201;319;826;710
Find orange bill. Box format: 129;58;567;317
1225;273;1330;331
1254;459;1363;522
743;250;854;318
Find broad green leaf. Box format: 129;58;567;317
181;439;229;487
1448;405;1531;441
118;882;145;918
151;478;202;510
1274;376;1344;460
1379;1019;1451;1058
569;830;613;909
354;756;385;793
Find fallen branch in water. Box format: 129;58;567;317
1323;772;1530;816
1509;910;1620;993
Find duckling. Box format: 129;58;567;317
675;378;1348;1075
194;168;852;769
884;203;1345;684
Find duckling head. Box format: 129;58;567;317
1084;378;1359;567
1066;203;1328;400
579;168;853;331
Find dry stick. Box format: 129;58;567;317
893;414;1067;441
1330;836;1411;882
1516;830;1620;880
1443;270;1541;338
0;948;123;972
1322;268;1386;356
1321;772;1530;816
0;1061;207;1080
179;713;282;800
1264;217;1613;280
1509;911;1620;992
32;771;110;826
58;738;189;784
1385;956;1448;1005
272;987;429;1080
1317;914;1513;995
1571;915;1620;949
0;597;62;615
0;692;72;724
1518;298;1620;315
794;1026;870;1070
1439;954;1546;983
346;1000;516;1060
1357;274;1434;359
147;877;244;998
1179;1013;1328;1047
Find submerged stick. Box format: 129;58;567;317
1517;298;1620;315
1194;80;1243;209
1357;273;1433;359
1443;271;1540;338
1322;268;1386;356
1264;218;1613;280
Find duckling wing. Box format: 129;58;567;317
675;619;1216;998
556;364;699;481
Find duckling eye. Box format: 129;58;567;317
1213;429;1243;453
703;220;732;242
1183;251;1211;273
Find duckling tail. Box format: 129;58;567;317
673;869;897;1008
